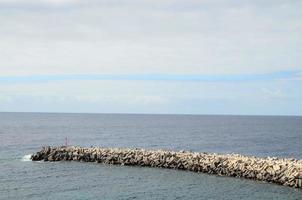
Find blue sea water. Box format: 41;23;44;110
0;112;302;200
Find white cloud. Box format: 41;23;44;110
0;0;301;75
132;95;168;105
261;88;283;99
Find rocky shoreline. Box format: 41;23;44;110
31;146;302;189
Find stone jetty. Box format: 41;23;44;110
31;146;302;189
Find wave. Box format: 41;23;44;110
21;154;32;162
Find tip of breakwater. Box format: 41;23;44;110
31;146;302;189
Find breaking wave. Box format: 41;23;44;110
21;154;32;162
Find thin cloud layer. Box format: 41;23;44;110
1;79;301;115
0;0;301;75
0;71;300;84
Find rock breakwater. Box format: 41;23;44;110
31;146;302;189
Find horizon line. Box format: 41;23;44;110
0;111;301;117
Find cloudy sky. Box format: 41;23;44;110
0;0;301;115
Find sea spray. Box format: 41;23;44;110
31;146;302;189
22;154;32;162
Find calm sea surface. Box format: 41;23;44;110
0;112;302;199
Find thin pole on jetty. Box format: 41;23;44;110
64;137;68;147
31;146;302;189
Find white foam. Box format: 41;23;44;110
21;154;32;162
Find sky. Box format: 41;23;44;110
0;0;301;115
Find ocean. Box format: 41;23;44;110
0;112;302;199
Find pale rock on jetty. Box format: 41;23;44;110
31;146;302;189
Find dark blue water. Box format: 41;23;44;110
1;112;302;199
